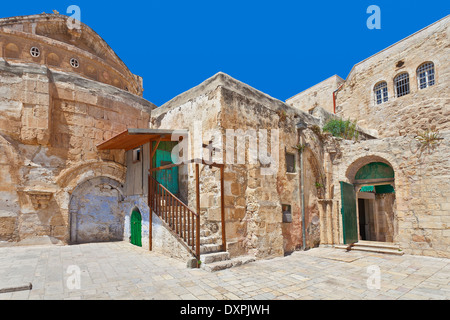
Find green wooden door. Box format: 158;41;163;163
153;142;179;195
340;181;358;244
130;209;142;247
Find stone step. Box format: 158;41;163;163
201;256;256;272
335;241;404;255
200;243;222;254
200;236;220;245
200;251;230;264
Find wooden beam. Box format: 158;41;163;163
149;141;153;251
149;136;163;161
354;178;395;185
149;158;224;172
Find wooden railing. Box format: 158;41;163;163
148;175;200;261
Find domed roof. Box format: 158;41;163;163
0;13;143;95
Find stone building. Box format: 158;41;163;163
0;14;155;246
286;14;450;258
0;13;448;270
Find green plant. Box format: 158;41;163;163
323;118;359;141
278;110;288;122
415;128;443;149
315;182;324;189
294;143;307;153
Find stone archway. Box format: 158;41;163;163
343;156;396;243
69;176;124;244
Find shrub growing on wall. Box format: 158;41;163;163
323;118;359;141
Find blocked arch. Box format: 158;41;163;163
5;42;20;59
69;176;124;244
55;160;126;194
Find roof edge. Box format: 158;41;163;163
344;14;450;81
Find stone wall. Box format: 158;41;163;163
150;72;325;259
0;58;154;246
0;14;144;95
286;75;344;114
329;133;450;258
335;16;449;138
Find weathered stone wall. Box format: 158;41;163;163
286;75;344;114
150;72;325;259
335;16;449;138
0;57;154;246
151;79;224;244
329;133;450;258
0;14;144;95
69;176;124;243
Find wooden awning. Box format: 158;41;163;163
96;128;188;151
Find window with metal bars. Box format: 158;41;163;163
417;62;435;89
395;73;410;97
374;81;388;105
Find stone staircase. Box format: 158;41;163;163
199;230;255;272
335;240;404;255
149;177;255;271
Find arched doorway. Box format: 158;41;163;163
130;208;142;247
69;177;124;244
341;158;396;244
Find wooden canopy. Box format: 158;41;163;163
96;128;189;151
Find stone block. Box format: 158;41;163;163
0;216;16;240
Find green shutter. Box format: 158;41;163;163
340;181;358;244
153;141;179;195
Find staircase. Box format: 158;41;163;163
335;240;404;255
199;230;255;272
149;176;255;271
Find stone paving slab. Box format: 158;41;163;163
0;242;449;300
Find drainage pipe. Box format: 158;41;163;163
296;121;307;250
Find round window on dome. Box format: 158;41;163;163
70;58;80;68
30;47;40;58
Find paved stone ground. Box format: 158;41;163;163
0;241;449;300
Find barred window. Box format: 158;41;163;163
395;73;410;97
417;62;435;89
374;81;388;105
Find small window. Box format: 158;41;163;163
30;47;40;58
282;204;292;223
132;148;141;162
70;58;79;68
286;153;295;173
374;81;388;105
417;62;435;89
395;73;410;97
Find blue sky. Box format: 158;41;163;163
2;1;449;106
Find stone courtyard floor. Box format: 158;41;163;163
0;241;449;300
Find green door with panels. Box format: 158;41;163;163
340;181;358;244
130;209;142;247
153;141;179;195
